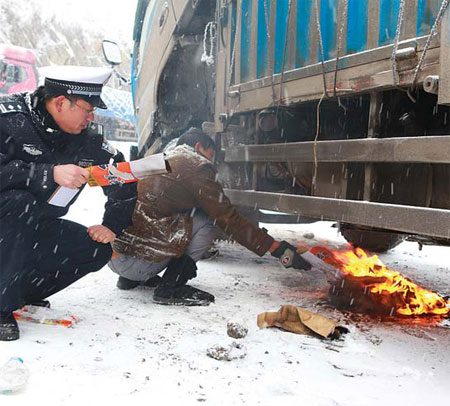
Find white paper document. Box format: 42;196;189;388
47;186;80;207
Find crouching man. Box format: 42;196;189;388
0;66;137;341
110;128;311;306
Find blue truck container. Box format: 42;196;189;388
127;0;450;251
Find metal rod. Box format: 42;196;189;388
224;135;450;164
224;189;450;239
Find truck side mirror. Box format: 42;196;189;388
102;40;122;66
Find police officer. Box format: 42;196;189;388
0;66;137;341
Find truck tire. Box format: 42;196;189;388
339;225;404;253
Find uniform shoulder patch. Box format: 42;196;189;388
23;144;44;156
0;100;26;115
87;121;104;136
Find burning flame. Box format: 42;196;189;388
331;248;449;317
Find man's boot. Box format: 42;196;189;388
116;276;140;290
117;275;162;290
153;255;214;306
0;312;20;341
143;275;162;288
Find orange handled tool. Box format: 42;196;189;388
87;162;138;186
86;153;170;187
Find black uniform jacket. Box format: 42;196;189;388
0;91;137;235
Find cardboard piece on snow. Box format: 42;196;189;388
257;305;348;339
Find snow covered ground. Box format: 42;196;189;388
1;142;449;405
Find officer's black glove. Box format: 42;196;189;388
271;241;312;271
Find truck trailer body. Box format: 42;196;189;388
130;0;450;250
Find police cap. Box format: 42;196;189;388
40;65;112;109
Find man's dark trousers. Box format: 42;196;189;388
0;190;112;312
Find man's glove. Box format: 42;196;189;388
271;241;312;271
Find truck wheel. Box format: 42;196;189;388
339;225;404;253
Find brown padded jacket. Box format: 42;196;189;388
113;145;274;263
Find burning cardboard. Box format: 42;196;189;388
303;246;450;318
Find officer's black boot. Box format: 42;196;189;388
28;300;51;308
153;255;214;306
0;312;19;341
